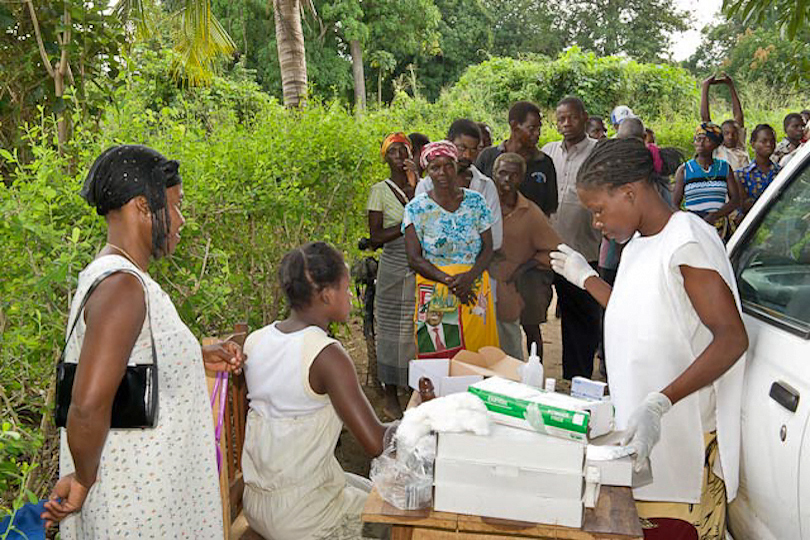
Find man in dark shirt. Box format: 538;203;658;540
476;101;558;357
476;101;558;216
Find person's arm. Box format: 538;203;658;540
481;180;503;251
583;275;612;308
673;164;685;208
309;344;387;456
404;224;452;284
661;266;748;405
724;75;744;128
42;273;146;526
368;211;402;247
700;75;715;123
545;159;559;215
706;166;743;221
450;229;494;304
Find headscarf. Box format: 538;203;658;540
380;132;412;159
695;122;724;146
420;140;459;170
81;145;181;257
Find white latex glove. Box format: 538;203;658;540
621;392;672;472
550;244;598;289
524;403;546;434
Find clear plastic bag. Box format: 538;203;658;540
370;433;435;510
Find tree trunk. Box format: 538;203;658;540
273;0;307;107
350;40;366;112
378;69;382;107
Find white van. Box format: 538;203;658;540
727;142;810;539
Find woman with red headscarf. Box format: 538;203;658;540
367;133;417;418
403;141;499;359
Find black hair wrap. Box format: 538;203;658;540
81;145;181;257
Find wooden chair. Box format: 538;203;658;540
204;323;261;539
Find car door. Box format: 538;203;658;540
727;148;810;540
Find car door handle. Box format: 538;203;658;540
769;381;800;413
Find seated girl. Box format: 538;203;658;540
241;242;391;540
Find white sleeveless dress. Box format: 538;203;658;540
59;255;223;539
242;323;374;540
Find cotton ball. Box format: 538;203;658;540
396;393;491;458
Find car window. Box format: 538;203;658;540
733;161;810;335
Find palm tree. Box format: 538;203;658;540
116;0;235;85
723;0;809;38
272;0;309;108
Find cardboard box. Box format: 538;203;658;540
450;347;524;381
468;377;614;443
438;422;585;473
571;376;608;400
407;359;483;397
433;482;583;527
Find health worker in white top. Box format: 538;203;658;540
549;138;747;538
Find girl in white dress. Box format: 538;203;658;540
549;138;748;539
42;145;245;538
242;242;392;540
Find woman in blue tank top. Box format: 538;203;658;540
674;123;743;241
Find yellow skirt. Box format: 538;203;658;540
636;432;727;540
414;264;498;358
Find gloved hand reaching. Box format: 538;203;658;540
621;392;672;472
550;244;598;289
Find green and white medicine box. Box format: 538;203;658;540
468;377;614;443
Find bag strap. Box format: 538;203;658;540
61;267;156;368
384;179;409;207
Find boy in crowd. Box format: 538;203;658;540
476;101;558;355
477;122;493;150
644;127;656;144
489;153;560;360
701;74;750;171
609;105;637;132
773;113;806;166
542;96;600;380
616;117;645;141
586;116;607;140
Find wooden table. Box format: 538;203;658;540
362;485;643;540
363;392;643;539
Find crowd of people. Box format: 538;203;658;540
43;74;809;540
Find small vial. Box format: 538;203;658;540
544;378;556;393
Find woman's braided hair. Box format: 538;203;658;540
577;138;683;192
278;242;346;310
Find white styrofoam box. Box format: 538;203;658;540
585;430;633;487
585;454;633;487
434;481;583;527
408;359;483;397
435;456;583;500
438;422;584;474
571;376;608;400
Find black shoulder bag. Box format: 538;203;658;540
55;268;159;429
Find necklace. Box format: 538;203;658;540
698;158;714;173
106;243;145;271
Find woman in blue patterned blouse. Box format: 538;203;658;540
403;141;499;357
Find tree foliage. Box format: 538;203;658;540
688;8;809;88
564;0;689;63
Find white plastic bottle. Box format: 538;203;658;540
521;342;544;389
